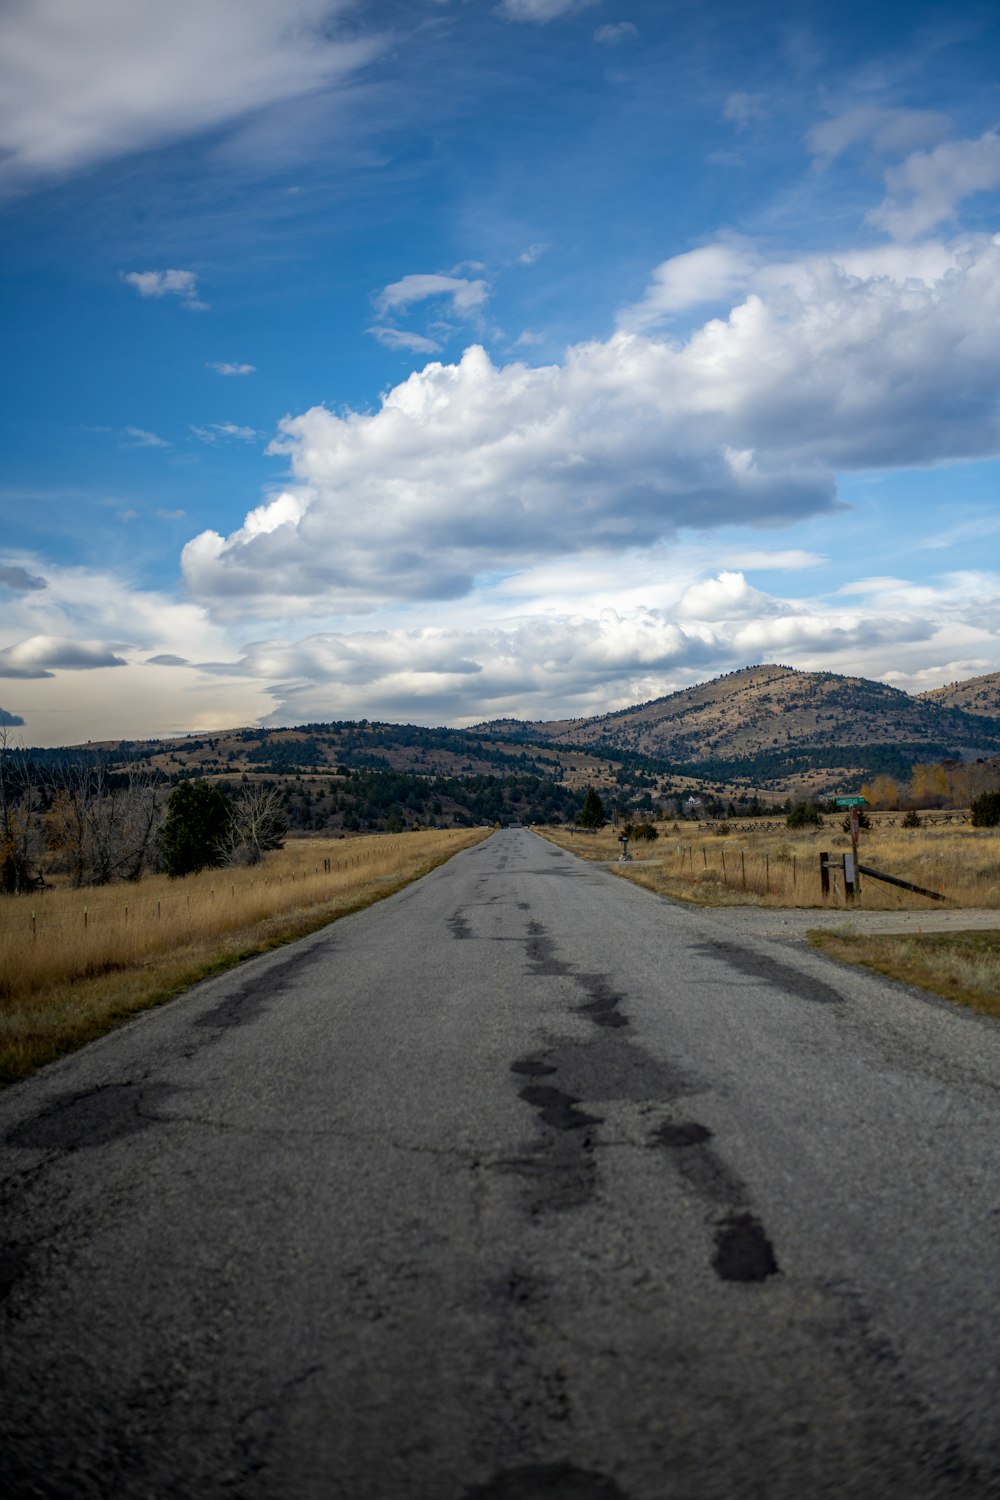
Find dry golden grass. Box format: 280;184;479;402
810;930;1000;1021
539;820;1000;911
0;828;488;1085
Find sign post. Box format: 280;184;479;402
835;796;866;897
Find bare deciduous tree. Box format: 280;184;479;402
0;728;43;893
221;782;288;867
45;756;164;886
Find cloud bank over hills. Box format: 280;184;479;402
1;1;999;744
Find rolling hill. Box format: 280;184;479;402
477;664;1000;795
34;663;1000;813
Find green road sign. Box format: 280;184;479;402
835;796;867;807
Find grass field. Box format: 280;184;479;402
541;820;1000;911
0;828;489;1086
810;930;1000;1021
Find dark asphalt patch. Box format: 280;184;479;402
576;973;628;1029
6;1081;179;1151
545;1040;699;1104
511;1059;558;1077
495;1267;545;1307
695;940;844;1005
651;1117;747;1203
465;1463;628;1498
519;1085;603;1131
522;923;629;1026
676;1145;748;1206
526;928;572;976
712;1212;780;1282
653;1121;712;1147
194;942;330;1029
448;911;473;939
0;1244;30;1304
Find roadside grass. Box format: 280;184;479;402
0;828;488;1086
809;930;1000;1022
539;822;1000;911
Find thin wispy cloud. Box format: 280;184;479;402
375;274;491;318
368;327;442;354
0;0;383;190
594;22;638;47
723;92;768;129
191;423;260;445
122;427;170;449
123;269;207;310
500;0;597;21
208;361;256;376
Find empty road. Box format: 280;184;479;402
2;827;999;1499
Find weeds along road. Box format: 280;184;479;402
2;827;999;1500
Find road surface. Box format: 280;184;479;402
2;827;999;1499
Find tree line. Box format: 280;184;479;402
0;734;287;893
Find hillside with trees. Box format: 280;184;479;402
479;664;1000;794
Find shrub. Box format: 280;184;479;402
970;790;1000;828
902;809;922;828
631;822;659;842
786;802;822;829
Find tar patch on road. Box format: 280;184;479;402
575;974;628;1029
524;921;629;1029
712;1211;780;1283
651;1120;781;1280
194;942;331;1029
517;1084;603;1132
653;1121;712;1148
6;1080;179;1151
0;1244;30;1304
465;1462;628;1499
695;940;844;1005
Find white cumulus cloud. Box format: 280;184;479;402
182;232;1000;622
191;561;999;727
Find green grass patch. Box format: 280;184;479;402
809;929;1000;1021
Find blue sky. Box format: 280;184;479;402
1;0;999;745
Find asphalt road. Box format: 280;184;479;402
2;827;1000;1500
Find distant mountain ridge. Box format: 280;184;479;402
51;662;1000;801
917;670;1000;718
476;663;1000;793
